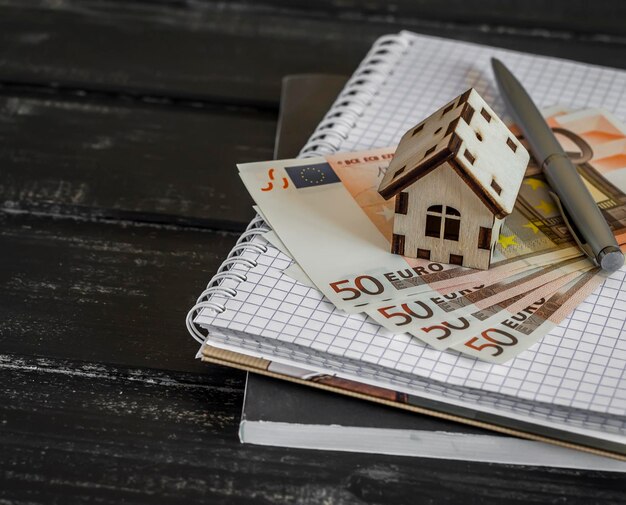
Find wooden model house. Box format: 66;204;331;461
378;88;530;270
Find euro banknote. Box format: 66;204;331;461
244;108;626;362
240;149;580;313
452;269;606;363
271;236;599;361
263;229;593;352
367;259;593;349
241;108;626;313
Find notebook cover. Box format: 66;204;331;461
239;373;626;470
243;372;483;432
203;345;626;461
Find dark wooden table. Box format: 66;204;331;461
2;2;626;503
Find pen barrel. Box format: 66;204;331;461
543;154;619;261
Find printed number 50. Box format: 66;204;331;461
465;329;518;357
378;302;433;326
330;276;384;301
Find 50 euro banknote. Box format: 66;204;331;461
452;268;607;363
240;148;581;313
240;108;626;313
264;228;593;351
367;258;594;350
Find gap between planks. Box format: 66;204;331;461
0;81;279;118
0;206;248;236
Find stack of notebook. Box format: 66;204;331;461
187;31;626;467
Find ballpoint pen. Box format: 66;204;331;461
492;58;624;273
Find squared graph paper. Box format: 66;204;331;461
342;31;626;153
193;32;626;436
197;238;626;441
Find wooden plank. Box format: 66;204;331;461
0;0;368;106
0;93;272;228
0;212;238;372
2;354;625;504
0;1;624;106
248;0;626;36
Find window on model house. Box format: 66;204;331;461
425;205;461;241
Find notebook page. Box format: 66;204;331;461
343;31;626;152
203;313;626;446
197;235;626;423
198;237;626;439
195;32;626;421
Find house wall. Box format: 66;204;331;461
392;162;496;269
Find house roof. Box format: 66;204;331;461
378;89;529;218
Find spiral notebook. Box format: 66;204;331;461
187;31;626;461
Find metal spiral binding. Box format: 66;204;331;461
186;214;270;343
187;33;411;344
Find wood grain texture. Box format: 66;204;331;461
2;354;625;505
0;212;236;372
0;1;625;106
0;94;271;228
0;0;371;106
206;0;626;36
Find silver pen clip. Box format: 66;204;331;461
548;190;596;265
